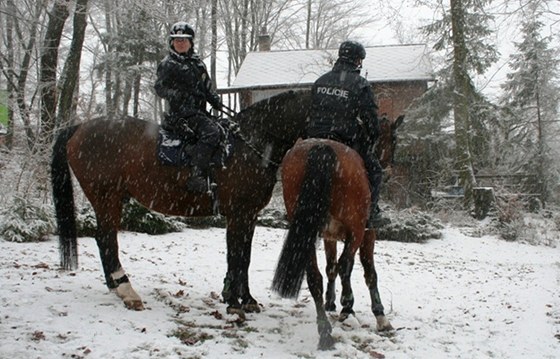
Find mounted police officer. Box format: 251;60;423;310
154;21;223;193
306;40;386;227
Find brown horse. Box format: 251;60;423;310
272;115;403;349
51;90;311;314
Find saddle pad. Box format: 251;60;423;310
157;129;192;166
156;120;235;168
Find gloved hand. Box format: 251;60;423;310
177;120;196;138
209;93;223;111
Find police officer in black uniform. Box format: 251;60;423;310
306;41;385;227
154;21;223;193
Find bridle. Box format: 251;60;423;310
218;104;299;168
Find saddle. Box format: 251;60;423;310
157;117;235;168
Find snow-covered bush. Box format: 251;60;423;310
76;204;97;237
377;207;444;243
0;146;54;242
76;199;185;236
257;208;288;228
494;195;524;241
121;199;185;234
0;196;55;242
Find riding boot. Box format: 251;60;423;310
186;142;217;193
368;202;390;228
366;161;390;228
186;166;210;193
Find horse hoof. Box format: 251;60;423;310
318;334;335;350
226;306;247;322
338;312;350;322
376;315;394;332
338;308;355;322
242;302;261;313
124;299;145;311
325;303;336;312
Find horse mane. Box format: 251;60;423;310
234;90;308;123
80;92;307;132
232;90;310;140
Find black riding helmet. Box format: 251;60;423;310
169;21;195;51
338;41;366;62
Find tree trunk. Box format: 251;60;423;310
211;0;218;114
534;74;547;203
211;0;218;86
103;0;114;119
122;81;130;116
133;68;141;117
4;0;15;148
306;0;311;49
14;1;44;150
56;0;90;129
39;0;70;148
450;0;477;210
240;0;249;64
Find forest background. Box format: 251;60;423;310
0;0;560;242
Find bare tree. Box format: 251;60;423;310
296;0;377;49
211;0;218;88
1;0;16;148
0;0;48;149
56;0;90;128
39;0;70;148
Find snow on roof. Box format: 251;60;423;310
230;43;434;90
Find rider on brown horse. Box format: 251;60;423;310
154;21;223;193
306;41;387;227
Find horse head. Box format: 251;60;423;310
232;90;311;166
376;114;404;170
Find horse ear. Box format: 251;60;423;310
393;115;405;130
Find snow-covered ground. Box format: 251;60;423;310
1;225;559;358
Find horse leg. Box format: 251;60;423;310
93;198;144;311
306;250;335;350
324;239;338;312
359;229;393;331
337;237;357;322
223;213;260;316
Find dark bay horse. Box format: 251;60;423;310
272;116;403;349
51;90;311;313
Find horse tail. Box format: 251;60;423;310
51;125;80;270
272;144;336;298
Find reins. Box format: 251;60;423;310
217;105;284;168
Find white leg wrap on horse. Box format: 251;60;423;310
111;269;126;280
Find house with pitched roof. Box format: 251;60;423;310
219;38;435;122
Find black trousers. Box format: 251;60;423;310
163;111;222;172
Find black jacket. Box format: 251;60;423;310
154;51;221;117
307;59;379;144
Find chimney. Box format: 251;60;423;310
258;27;271;52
